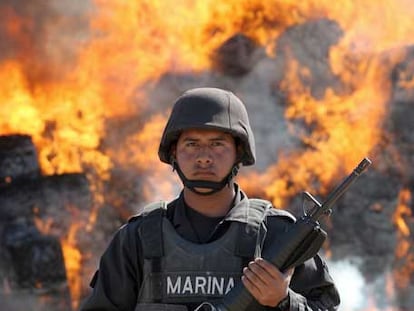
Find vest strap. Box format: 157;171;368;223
138;201;168;304
235;198;272;261
139;201;167;259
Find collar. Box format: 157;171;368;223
170;183;252;228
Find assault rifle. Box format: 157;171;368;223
196;157;372;311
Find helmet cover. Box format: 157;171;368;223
158;87;256;166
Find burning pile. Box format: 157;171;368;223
0;134;90;310
1;1;414;310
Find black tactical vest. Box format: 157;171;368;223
134;199;275;311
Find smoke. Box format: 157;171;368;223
142;55;302;175
328;259;396;311
232;57;301;172
329;259;367;310
0;0;93;84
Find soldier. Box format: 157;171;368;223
80;87;340;310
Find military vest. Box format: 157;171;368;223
134;199;275;311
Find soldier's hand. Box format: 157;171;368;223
241;257;293;307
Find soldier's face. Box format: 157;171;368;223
174;129;237;183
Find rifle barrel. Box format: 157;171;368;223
309;157;372;221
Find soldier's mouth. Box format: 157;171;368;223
193;172;216;179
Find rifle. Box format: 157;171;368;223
196;157;372;311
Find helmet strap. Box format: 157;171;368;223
172;161;239;196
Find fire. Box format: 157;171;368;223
2;0;414;310
111;114;180;200
393;188;414;290
393;189;411;238
61;223;83;311
247;54;391;207
32;207;84;310
0;61;44;136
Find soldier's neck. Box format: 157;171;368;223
183;185;235;218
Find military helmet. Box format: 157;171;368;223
158;87;256;166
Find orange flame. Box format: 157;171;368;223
2;0;414;309
393;188;413;290
61;223;83;311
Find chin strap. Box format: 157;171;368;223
172;161;239;195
